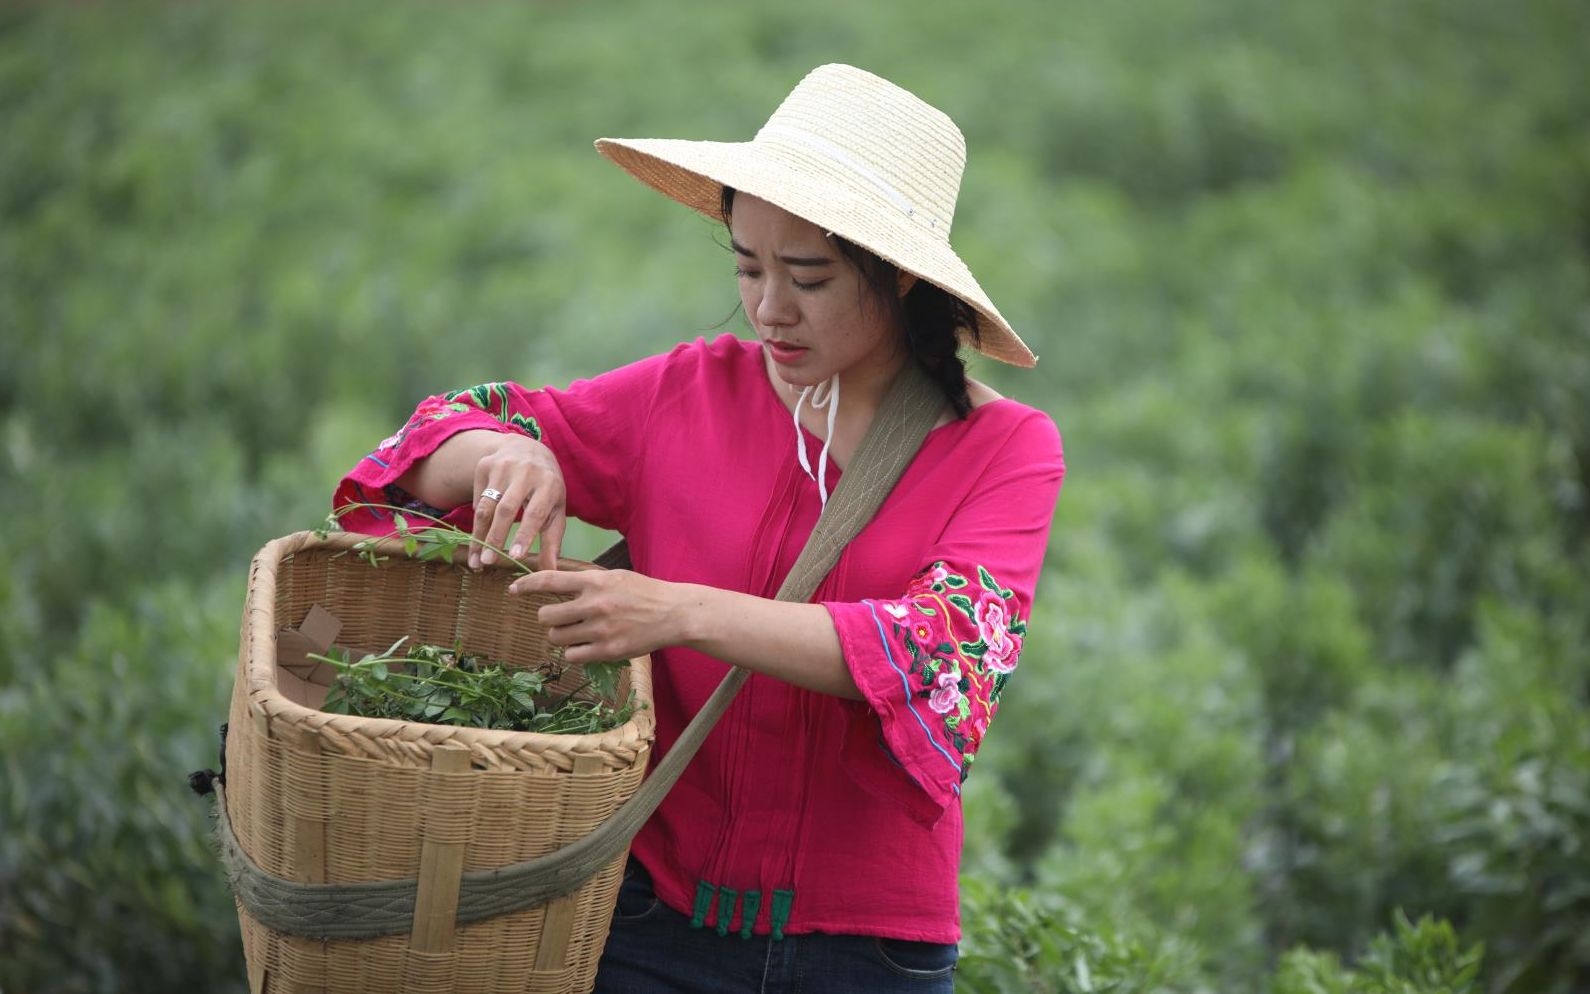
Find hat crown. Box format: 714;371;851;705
592;63;1039;365
753;64;966;238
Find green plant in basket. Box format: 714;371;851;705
314;638;636;734
311;503;639;734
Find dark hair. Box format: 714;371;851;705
720;187;982;418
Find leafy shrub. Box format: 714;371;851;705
0;580;244;994
1274;912;1483;994
3;0;1587;991
958;875;1208;994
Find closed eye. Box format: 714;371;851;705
737;267;827;292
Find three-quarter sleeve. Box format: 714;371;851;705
332;349;671;536
823;411;1065;824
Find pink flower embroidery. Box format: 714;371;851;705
977;594;1019;674
929;669;964;714
868;562;1030;789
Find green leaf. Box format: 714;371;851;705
511;670;546;694
581;661;628;701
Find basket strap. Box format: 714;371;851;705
216;361;945;940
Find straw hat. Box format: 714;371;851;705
594;63;1037;368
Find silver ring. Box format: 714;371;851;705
480;488;504;503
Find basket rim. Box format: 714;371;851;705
244;530;656;758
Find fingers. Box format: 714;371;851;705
549;639;601;666
470;474;518;568
510;569;594;597
538;510;567;572
543;618;601;647
510;570;640;665
541;618;614;666
467;438;567;571
509;485;561;565
480;476;532;566
516;575;601;660
469;463;502;570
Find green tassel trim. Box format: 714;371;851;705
770;888;796;941
715;887;739;937
689;879;717;930
739;890;762;939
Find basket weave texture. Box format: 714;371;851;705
224;531;655;994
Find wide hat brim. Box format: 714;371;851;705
594;135;1038;368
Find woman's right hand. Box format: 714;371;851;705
393;427;568;571
469;434;567;572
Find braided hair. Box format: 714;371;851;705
720;187;982;418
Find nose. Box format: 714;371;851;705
756;280;797;330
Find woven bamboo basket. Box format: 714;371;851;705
221;530;655;994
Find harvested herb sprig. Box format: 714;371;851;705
317;502;519;571
314;638;637;735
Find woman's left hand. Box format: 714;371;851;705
509;569;689;664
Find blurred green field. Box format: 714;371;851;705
2;1;1587;991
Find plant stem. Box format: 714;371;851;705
325;502;535;574
308;651;546;697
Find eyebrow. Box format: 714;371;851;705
731;239;835;268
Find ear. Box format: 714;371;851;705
896;271;919;297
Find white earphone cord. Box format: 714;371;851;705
792;374;840;508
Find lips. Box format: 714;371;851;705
767;340;810;364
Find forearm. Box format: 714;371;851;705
393;429;505;509
674;584;862;700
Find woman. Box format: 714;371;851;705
334;64;1064;992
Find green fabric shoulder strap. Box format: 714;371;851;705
213;361;944;940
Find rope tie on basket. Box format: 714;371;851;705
205;361;944;940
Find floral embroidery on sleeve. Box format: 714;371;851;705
865;561;1028;784
374;383;542;454
443;383;544;439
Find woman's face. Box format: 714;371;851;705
729;194;906;391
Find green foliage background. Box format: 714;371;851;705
2;1;1586;991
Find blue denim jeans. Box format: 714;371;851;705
593;859;958;994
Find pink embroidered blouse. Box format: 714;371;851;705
334;333;1065;942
